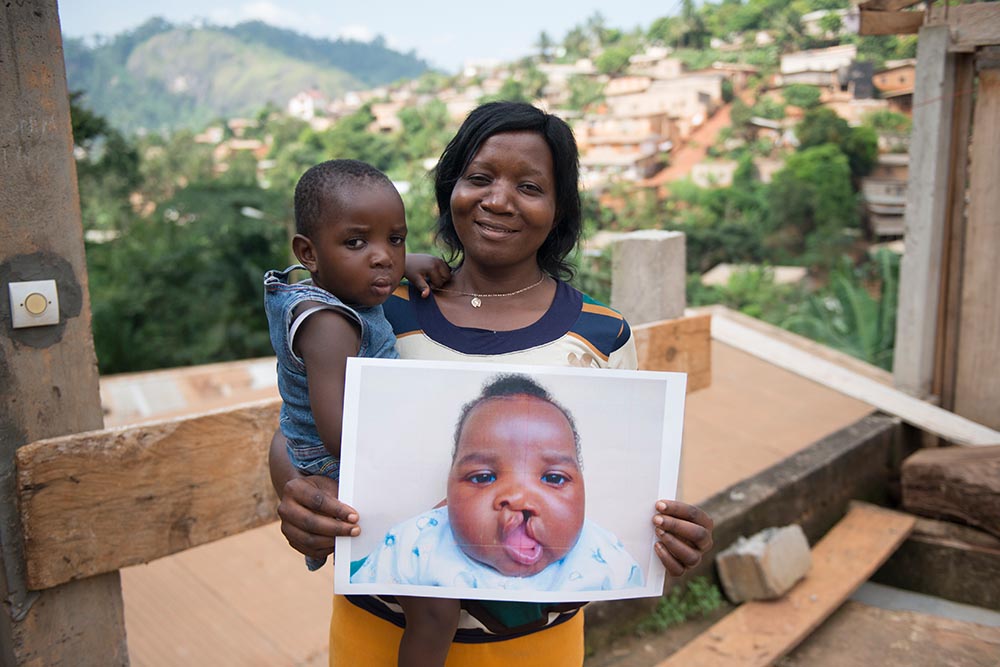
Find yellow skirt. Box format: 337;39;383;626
329;595;585;666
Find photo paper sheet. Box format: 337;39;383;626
334;358;686;603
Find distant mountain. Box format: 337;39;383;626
63;18;432;135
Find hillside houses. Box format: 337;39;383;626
778;44;858;87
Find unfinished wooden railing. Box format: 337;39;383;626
15;314;712;592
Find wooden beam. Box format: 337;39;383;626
633;313;711;392
861;4;1000;47
0;1;127;663
16;400;281;591
710;313;1000;446
655;503;916;667
859;9;925;36
929;4;1000;52
894;25;954;398
873;516;1000;610
952;55;1000;429
692;306;894;386
934;53;976;415
859;0;924;12
902;444;1000;539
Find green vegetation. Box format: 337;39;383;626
783;250;899;370
636;577;724;634
782;84;823;109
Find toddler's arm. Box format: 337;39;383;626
405;254;452;298
293;304;362;462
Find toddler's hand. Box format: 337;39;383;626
652;499;714;577
405;253;453;298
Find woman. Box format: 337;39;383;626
270;101;714;666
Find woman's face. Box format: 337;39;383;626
449;131;557;273
447;395;585;577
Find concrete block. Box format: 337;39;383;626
610;230;686;326
716;524;812;603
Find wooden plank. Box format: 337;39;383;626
934;53;976;415
894;25;954;398
874;516;1000;610
692;306;893;387
710;314;1000;446
859;0;924;12
0;1;127;664
633;313;711;391
928;4;1000;52
656;503;916;667
781;600;1000;667
859;9;925;36
952;59;1000;430
902;444;1000;539
16;399;281;591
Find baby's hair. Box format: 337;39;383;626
293;159;396;238
452;374;582;466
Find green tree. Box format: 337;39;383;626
782;84;822;109
595;43;638;76
70;92;141;232
796;107;877;179
86;183;288;373
765;143;858;266
567;75;605;111
782;250;899;369
535;30;555;61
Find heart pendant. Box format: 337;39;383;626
470;297;482;308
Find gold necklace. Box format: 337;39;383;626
433;274;547;308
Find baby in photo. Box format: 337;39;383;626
351;373;644;592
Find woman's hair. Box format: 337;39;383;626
434;102;582;281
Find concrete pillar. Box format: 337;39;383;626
610;230;686;326
0;1;128;664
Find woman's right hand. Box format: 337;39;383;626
270;429;360;560
276;475;360;561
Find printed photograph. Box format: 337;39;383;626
335;358;686;603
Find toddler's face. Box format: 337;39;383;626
302;183;406;307
447;395;585;577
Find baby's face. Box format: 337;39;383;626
447;395;585;577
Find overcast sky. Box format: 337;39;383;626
57;0;683;73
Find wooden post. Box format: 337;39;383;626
952;48;1000;429
933;53;976;413
893;25;955;398
0;2;128;664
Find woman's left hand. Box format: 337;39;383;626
652;499;714;577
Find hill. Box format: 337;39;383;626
63;18;432;135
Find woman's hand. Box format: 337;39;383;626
277;475;360;561
652;500;714;577
270;429;359;560
404;253;453;298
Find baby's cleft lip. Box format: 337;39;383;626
502;520;543;566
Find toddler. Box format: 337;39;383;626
264;158;458;667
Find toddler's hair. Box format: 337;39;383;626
452;374;582;466
294;159;395;238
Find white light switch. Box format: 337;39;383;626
9;280;60;328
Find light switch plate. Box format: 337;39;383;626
9;280;60;328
